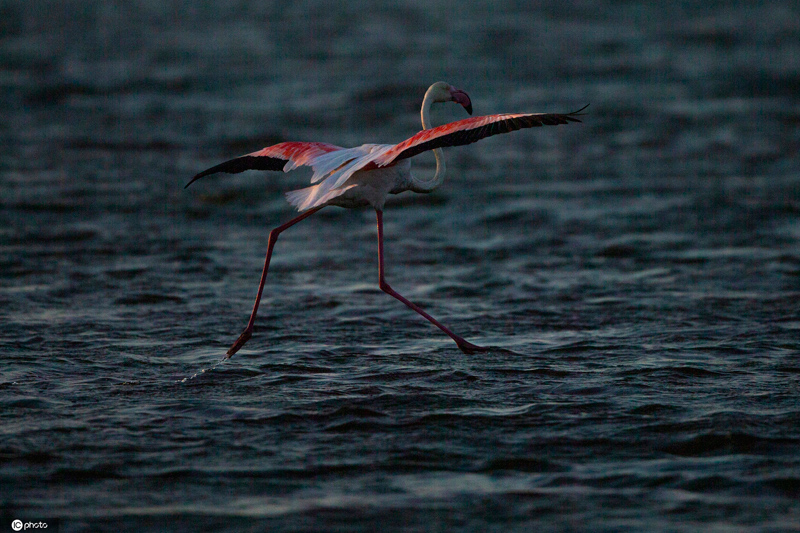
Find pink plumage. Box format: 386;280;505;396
248;141;342;170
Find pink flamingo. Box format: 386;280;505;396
187;82;585;357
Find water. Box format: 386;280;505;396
2;1;799;531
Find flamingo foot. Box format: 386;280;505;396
226;328;253;358
456;339;490;354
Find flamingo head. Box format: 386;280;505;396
427;81;473;115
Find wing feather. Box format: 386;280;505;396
374;107;587;167
186;106;586;190
185;141;343;188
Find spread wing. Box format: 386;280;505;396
185;141;344;188
373;107;587;167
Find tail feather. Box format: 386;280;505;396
285;183;357;211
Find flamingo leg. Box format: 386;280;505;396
375;209;488;354
226;206;324;357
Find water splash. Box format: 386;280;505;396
178;355;229;383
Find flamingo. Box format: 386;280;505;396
187;82;585;357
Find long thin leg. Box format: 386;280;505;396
375;209;488;354
226;206;324;357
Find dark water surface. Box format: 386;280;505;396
2;1;799;531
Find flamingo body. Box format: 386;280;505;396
186;82;585;356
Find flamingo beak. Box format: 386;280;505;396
450;88;473;115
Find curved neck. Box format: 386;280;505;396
410;88;446;193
